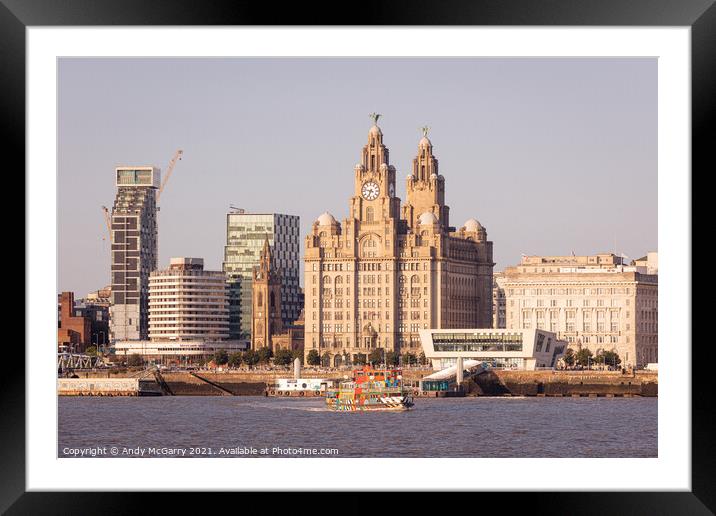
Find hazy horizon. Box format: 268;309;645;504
58;57;657;296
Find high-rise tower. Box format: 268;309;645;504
223;211;301;339
109;166;160;341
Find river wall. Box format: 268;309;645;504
73;368;656;397
468;370;658;397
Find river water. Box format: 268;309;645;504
58;396;657;458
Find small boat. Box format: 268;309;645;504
325;366;415;412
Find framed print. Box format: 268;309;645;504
5;0;713;512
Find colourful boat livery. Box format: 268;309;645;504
326;367;415;412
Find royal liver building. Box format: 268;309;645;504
304;115;494;366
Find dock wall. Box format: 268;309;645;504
70;369;657;397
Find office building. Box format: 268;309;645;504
222;210;301;339
148;257;229;341
502;253;658;368
304;116;494;367
492;272;507;328
57;291;92;352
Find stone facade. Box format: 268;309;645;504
502;253;658;368
303;118;493;366
492;272;507;328
251;238;304;352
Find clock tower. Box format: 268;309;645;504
349;113;401;225
402;127;450;231
303;114;494;368
251;237;283;351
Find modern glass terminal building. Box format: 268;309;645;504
418;328;567;370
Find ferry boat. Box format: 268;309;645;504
267;378;335;397
325;367;415;412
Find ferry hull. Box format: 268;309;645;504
326;396;415;412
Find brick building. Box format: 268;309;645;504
57;291;92;352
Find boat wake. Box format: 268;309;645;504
243;401;329;412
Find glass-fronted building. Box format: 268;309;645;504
418;328;567;370
222;211;301;339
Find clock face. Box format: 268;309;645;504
361;181;380;200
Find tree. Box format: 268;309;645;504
85;346;97;356
368;348;384;365
306;349;321;366
257;346;273;364
418;352;427;366
321;352;331;367
402;352;417;366
291;347;304;364
274;348;293;367
127;354;143;367
213;349;229;366
563;349;576;367
575;348;593;367
243;349;260;369
353;353;367;366
385;350;399;366
598;350;621;368
228;352;243;369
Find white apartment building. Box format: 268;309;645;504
503;253;658;368
148;258;229;341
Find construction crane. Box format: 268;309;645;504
101;206;112;242
158;149;183;201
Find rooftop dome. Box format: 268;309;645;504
369;124;382;136
418;212;439;225
419;135;431;147
316;212;337;226
464;218;483;232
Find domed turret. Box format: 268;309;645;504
464;218;483;232
316;212;337;226
419;135;431;147
418;212;439;225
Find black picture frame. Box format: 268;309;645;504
5;0;711;512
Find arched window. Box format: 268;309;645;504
270;291;275;308
257;292;263;306
366;207;374;222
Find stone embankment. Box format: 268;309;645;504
466;370;657;397
74;368;656;397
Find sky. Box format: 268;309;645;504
58;57;657;296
